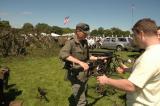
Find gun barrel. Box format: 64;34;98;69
89;51;113;57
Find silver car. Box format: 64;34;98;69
101;37;132;51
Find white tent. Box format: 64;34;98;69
51;33;61;37
62;33;74;36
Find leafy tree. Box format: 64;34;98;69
62;28;74;34
97;27;104;36
90;29;98;36
123;31;131;37
35;23;52;34
0;20;11;30
51;26;63;35
22;23;34;34
104;29;112;37
111;27;122;37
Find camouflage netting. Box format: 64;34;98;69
0;29;60;57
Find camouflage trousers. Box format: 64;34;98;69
68;70;88;106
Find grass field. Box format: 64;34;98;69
0;49;140;106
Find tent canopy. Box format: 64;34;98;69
51;33;61;37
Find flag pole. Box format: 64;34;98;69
131;4;134;26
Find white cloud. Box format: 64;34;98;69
0;12;8;16
21;11;32;15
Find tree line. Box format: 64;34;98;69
0;20;131;37
0;20;131;57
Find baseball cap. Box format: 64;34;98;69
76;23;90;34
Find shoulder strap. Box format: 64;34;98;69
84;39;89;60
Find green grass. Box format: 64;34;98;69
0;50;140;106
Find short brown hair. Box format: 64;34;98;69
132;18;157;35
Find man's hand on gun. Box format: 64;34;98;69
79;56;107;71
95;56;109;85
90;55;108;61
97;60;129;85
97;56;108;60
97;75;109;85
79;61;89;71
116;63;128;74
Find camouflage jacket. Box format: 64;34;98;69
59;34;89;62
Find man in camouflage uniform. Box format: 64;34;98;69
59;23;105;106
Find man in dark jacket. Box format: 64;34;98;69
60;23;105;106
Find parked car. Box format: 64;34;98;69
101;37;133;51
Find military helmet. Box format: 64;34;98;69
76;23;90;34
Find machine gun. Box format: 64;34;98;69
88;51;119;77
63;50;132;95
88;51;132;95
89;50;133;77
